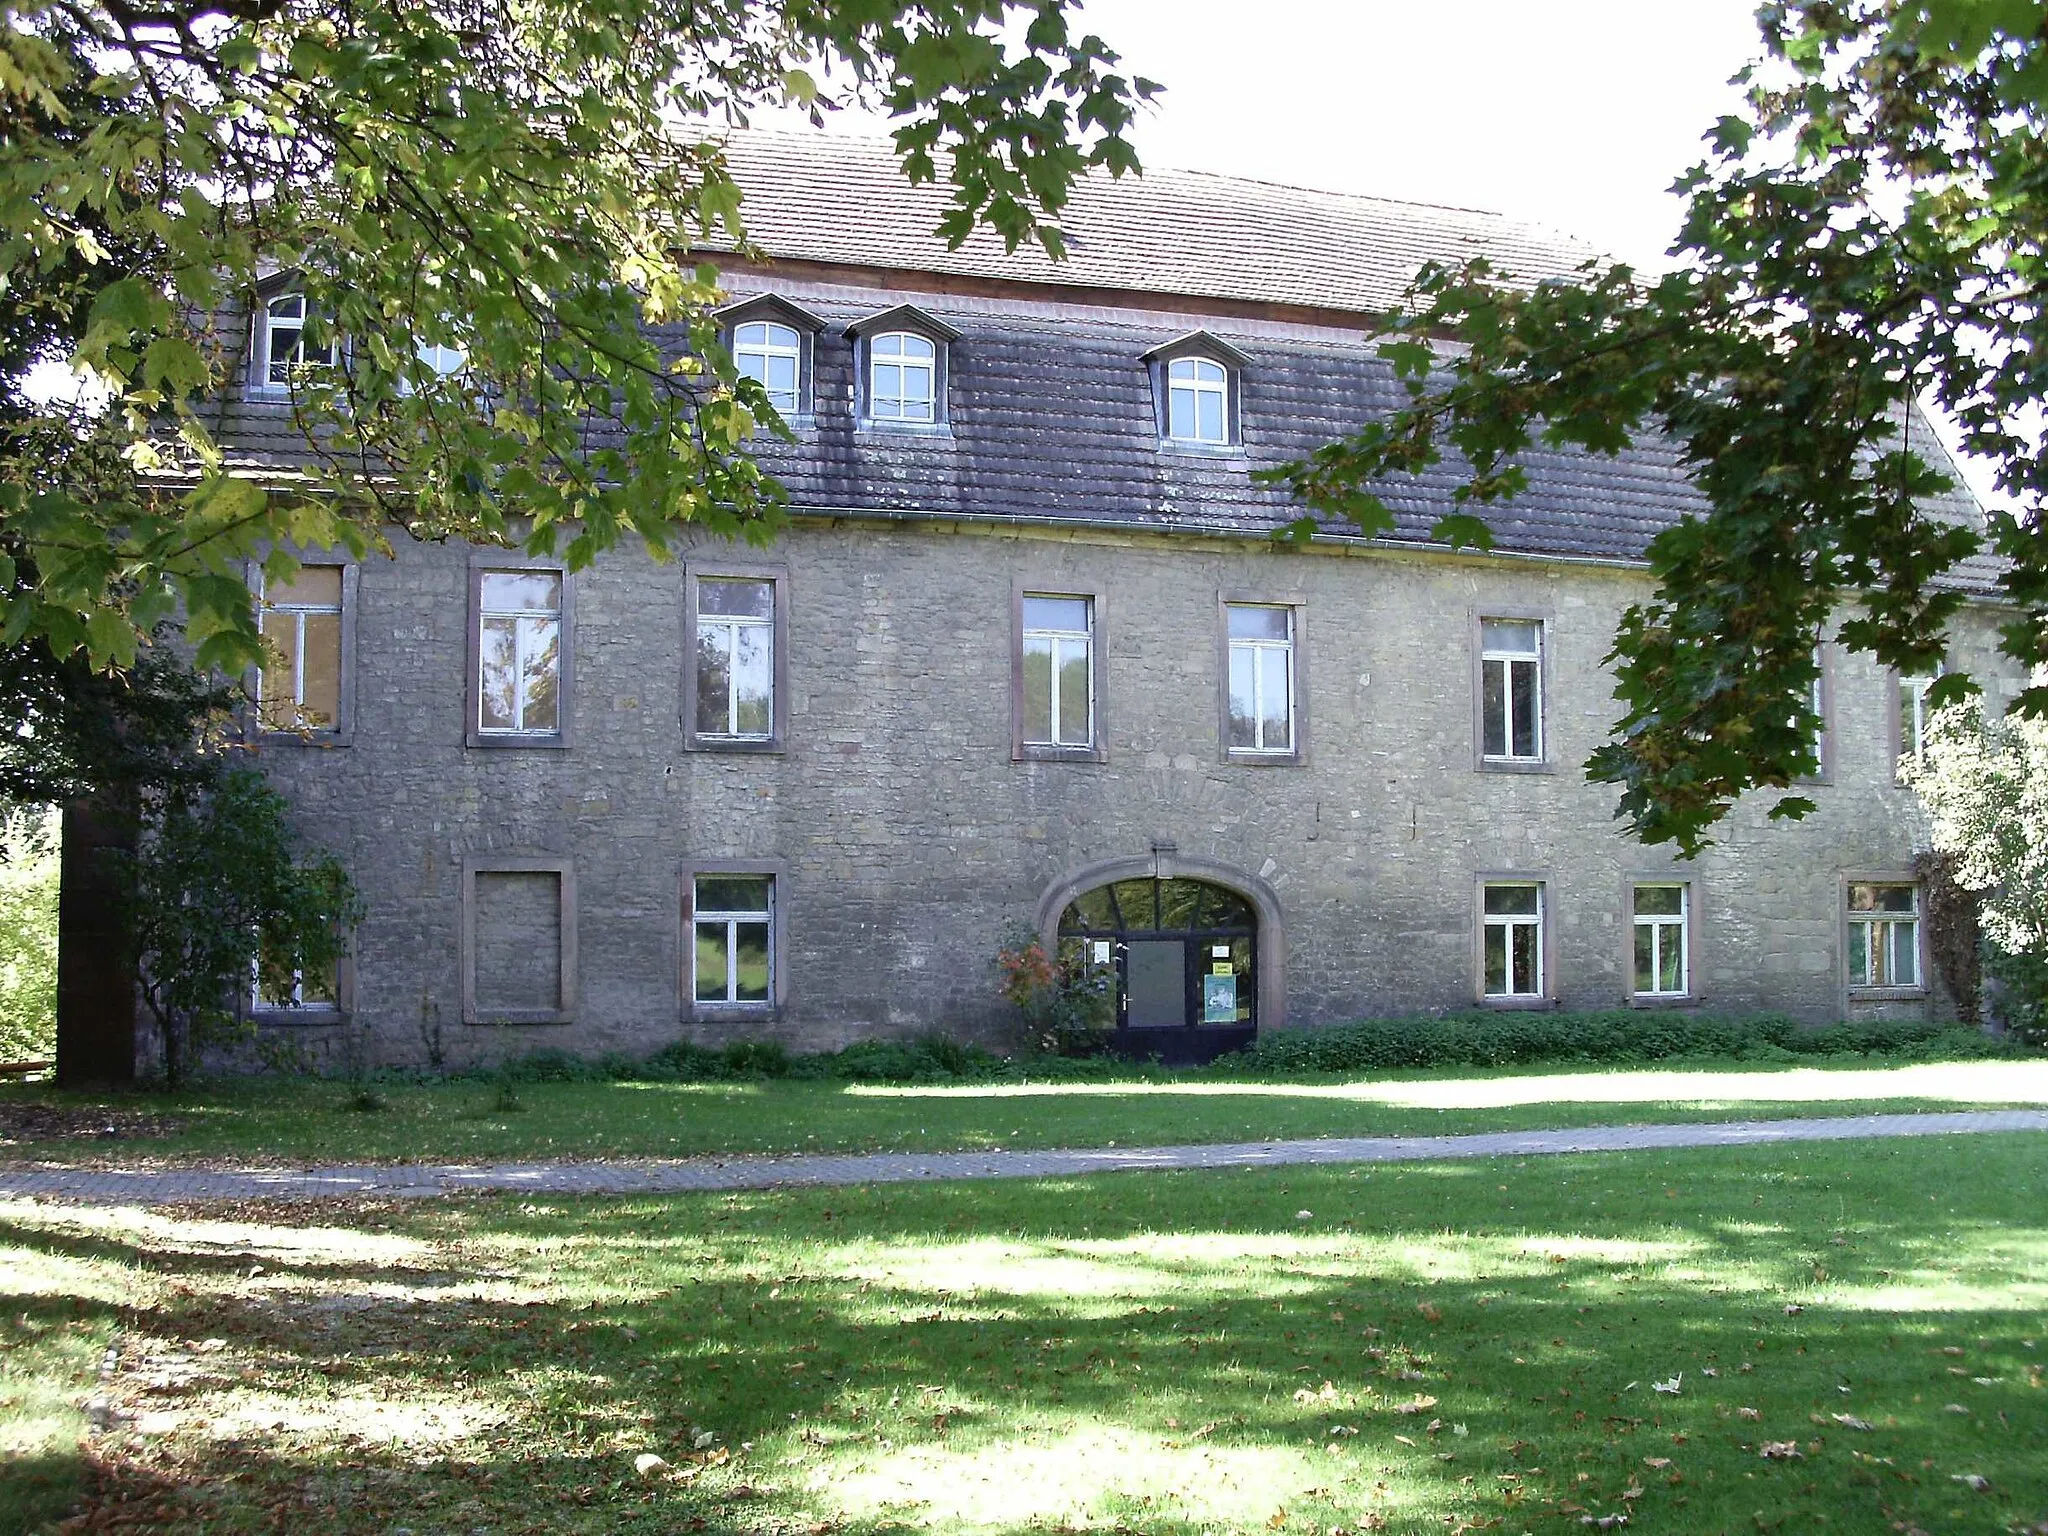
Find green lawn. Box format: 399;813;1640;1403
3;1133;2045;1534
3;1057;2046;1166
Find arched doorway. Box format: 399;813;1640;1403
1057;876;1259;1064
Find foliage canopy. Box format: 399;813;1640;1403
1263;0;2048;852
0;0;1152;672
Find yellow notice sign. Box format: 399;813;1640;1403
1211;962;1233;976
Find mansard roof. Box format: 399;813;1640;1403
711;129;1603;319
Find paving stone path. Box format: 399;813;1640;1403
2;1109;2044;1206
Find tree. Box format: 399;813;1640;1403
0;805;59;1060
125;762;360;1087
1;0;1153;678
1262;0;2048;854
1909;701;2048;1042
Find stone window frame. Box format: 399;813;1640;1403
1217;590;1310;767
680;858;789;1023
248;950;355;1026
460;855;577;1026
1011;576;1109;764
1470;606;1555;774
1888;660;1946;781
1473;872;1558;1009
242;555;359;747
464;551;573;751
1142;329;1251;455
1622;873;1703;1008
681;561;790;755
1840;869;1928;1006
845;303;960;434
716;294;826;427
1798;642;1836;786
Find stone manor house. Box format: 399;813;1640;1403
220;131;2011;1068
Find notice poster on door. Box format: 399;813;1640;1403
1202;971;1237;1023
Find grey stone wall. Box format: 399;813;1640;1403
248;515;2014;1070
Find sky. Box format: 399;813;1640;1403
1070;0;1765;273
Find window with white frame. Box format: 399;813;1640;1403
1902;665;1944;766
734;320;802;414
1848;883;1920;988
1632;883;1689;998
1166;356;1230;443
1021;595;1095;750
476;570;563;736
693;874;774;1006
1483;882;1545;998
1480;619;1543;761
257;565;344;732
694;577;775;740
416;339;466;378
1226;603;1294;754
868;331;936;422
261;294;336;385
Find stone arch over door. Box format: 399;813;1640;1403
1035;849;1286;1032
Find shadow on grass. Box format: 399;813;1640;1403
7;1138;2047;1535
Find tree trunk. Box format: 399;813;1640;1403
54;797;138;1086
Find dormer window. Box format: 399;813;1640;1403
1168;357;1229;443
870;332;936;422
260;293;336;387
734;321;802;414
715;294;825;421
846;304;960;430
1144;330;1250;448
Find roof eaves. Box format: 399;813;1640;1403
842;302;963;343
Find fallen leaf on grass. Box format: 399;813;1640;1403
1651;1374;1683;1395
1759;1441;1803;1460
1943;1404;1971;1415
1830;1414;1873;1431
1737;1407;1763;1422
1417;1302;1442;1324
1393;1395;1439;1415
1642;1458;1671;1470
1950;1472;1991;1493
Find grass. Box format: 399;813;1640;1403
4;1057;2048;1166
3;1133;2046;1534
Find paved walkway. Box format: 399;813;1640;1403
1;1109;2044;1205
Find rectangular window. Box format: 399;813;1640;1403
693;874;774;1006
1901;666;1943;767
1481;619;1543;761
251;950;338;1014
1021;594;1095;750
1483;882;1545;999
1226;603;1294;755
257;565;344;733
1632;883;1690;998
476;570;562;738
261;294;336;386
695;578;775;740
1848;883;1920;989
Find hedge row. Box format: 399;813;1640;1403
1235;1011;2013;1073
473;1011;2020;1087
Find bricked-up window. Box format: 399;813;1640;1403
463;860;575;1025
1226;604;1294;754
734;321;802;414
869;331;936;422
1632;883;1689;998
259;293;336;387
1022;595;1094;750
694;874;774;1006
1483;882;1545;998
1166;356;1229;443
1848;883;1921;988
1481;619;1543;761
477;571;562;736
695;578;775;740
258;566;343;732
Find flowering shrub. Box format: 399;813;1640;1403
994;925;1114;1056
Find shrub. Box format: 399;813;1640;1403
993;925;1114;1056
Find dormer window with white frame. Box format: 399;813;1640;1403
1144;330;1249;448
258;292;337;389
846;304;960;430
716;294;825;423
